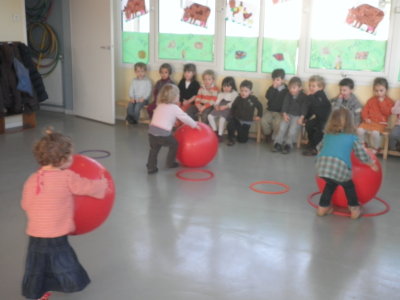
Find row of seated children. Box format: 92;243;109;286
262;69;400;155
126;62;400;154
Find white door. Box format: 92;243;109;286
70;0;115;124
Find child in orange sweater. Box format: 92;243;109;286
357;77;394;152
21;130;108;300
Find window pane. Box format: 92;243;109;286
224;0;260;72
158;0;215;62
309;0;390;72
262;0;302;74
121;0;150;64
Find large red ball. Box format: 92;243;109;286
316;150;382;207
69;154;115;235
174;122;218;168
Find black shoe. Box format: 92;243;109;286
302;148;317;156
282;144;291;154
272;143;282;152
227;139;235;146
147;168;158;174
168;162;179;169
218;135;224;143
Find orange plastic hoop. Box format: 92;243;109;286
307;191;390;217
249;181;290;195
176;169;214;182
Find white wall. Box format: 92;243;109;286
0;0;27;43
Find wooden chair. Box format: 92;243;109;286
116;99;150;125
381;115;400;159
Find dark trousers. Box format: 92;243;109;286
147;134;178;171
306;118;326;149
319;177;359;207
227;118;251;143
186;105;214;123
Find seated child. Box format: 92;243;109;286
207;76;238;142
272;76;307;154
147;63;174;119
261;68;288;141
178;63;200;111
302;75;332;156
227;80;263;146
186;69;219;123
125;62;152;125
316;108;378;219
357;77;394;152
331;78;362;126
146;84;200;174
389;99;400;151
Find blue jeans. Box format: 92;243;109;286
126;100;148;123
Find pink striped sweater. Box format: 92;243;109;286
21;168;108;238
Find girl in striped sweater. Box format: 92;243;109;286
21;130;108;300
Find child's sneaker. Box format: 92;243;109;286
281;144;291;154
168;162;179;169
349;206;362;219
39;292;52;300
272;143;282;152
147;167;158;174
227;139;235;146
316;206;333;216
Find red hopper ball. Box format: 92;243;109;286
69;154;115;235
316;149;382;208
174;122;218;168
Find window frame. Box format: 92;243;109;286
118;0;400;86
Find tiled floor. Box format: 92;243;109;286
1;111;400;300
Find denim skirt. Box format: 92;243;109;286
22;236;90;299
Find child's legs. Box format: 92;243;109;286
147;102;156;119
356;127;366;144
218;117;226;136
319;177;338;207
389;125;400;149
207;113;217;131
237;123;251;143
165;135;179;167
271;112;283;139
261;111;273;136
199;106;214;124
275;120;289;144
147;134;163;171
340;180;359;207
227;118;240;140
306;118;324;149
186;105;199;121
285;117;300;146
126;102;136;122
133;100;147;122
369;130;382;149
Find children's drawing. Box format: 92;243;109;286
226;1;254;27
273;53;284;61
182;2;211;28
272;0;291;4
345;4;384;34
122;0;148;21
355;51;369;60
235;50;247;59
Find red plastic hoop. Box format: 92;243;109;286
307;191;390;217
249;181;290;195
176;169;214;182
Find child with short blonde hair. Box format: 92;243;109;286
147;84;200;174
125;62;152;125
186;69;219;123
316;108;378;219
302;75;332;156
21;129;108;300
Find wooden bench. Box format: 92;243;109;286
116;100;150;124
0;112;36;134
